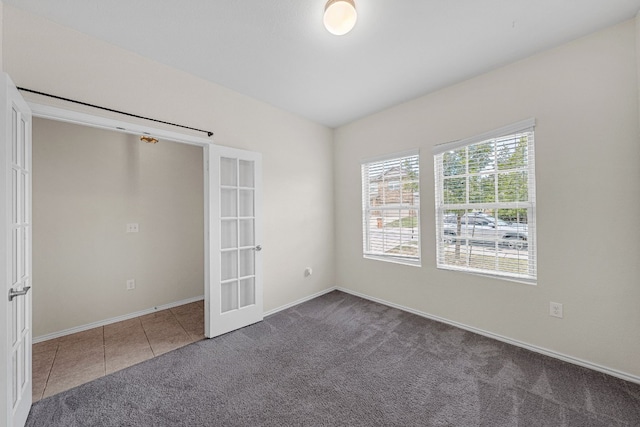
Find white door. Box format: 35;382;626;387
1;73;32;427
205;145;263;338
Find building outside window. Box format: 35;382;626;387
362;150;420;266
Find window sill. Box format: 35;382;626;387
437;264;536;285
364;254;421;267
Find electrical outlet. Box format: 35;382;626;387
304;267;313;277
126;279;136;290
126;223;139;233
550;302;563;318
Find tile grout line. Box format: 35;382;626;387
40;342;60;401
176;302;206;341
139;317;157;357
169;307;193;340
102;326;106;377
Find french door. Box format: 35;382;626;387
205;145;263;337
1;73;32;427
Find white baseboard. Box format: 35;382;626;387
263;287;338;318
335;287;640;385
33;295;205;344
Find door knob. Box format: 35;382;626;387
254;245;262;252
8;286;31;302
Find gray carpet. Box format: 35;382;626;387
27;291;640;426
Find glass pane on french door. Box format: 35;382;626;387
220;156;256;313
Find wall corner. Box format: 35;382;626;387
0;1;4;72
636;10;640;127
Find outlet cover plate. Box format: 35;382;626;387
126;223;139;233
550;302;563;318
126;279;135;290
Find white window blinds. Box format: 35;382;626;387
362;150;420;266
434;120;537;282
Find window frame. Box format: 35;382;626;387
433;119;537;284
361;149;421;267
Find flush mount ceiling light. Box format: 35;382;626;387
323;0;357;36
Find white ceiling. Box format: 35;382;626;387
5;0;640;128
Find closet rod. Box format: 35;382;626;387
17;87;214;137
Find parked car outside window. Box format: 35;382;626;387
443;212;528;250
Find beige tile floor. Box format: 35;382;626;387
32;300;205;402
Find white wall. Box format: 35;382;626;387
2;6;335;323
32;118;204;337
334;20;640;378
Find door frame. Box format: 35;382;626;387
27;102;221;338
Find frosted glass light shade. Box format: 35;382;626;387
324;0;357;36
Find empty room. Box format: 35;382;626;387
1;1;639;426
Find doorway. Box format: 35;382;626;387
27;103;264;345
30;117;206;400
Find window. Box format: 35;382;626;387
362;150;420;266
434;119;537;282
